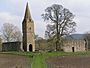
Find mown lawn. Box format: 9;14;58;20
1;51;90;68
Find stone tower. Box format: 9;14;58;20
22;3;35;52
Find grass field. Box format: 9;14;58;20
1;51;90;68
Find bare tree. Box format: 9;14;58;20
84;31;90;50
1;23;22;42
42;4;76;51
0;36;2;51
84;31;90;40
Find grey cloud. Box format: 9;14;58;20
0;0;90;37
0;12;22;31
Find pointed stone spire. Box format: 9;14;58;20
24;2;31;19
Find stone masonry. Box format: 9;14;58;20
22;3;35;52
63;40;86;52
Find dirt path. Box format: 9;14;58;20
0;54;31;68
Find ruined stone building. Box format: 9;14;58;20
22;3;35;52
62;34;86;52
21;3;86;52
2;42;21;51
63;40;86;52
0;3;86;52
35;34;86;52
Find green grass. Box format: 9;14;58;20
32;53;47;68
1;51;90;68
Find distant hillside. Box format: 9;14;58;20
65;34;85;40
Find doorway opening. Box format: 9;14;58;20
29;44;32;52
72;47;75;52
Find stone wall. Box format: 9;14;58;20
35;39;48;51
63;40;86;52
35;39;86;52
2;42;21;51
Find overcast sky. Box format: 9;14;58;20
0;0;90;38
